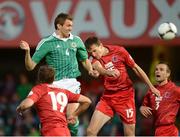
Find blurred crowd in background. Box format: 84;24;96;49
0;70;179;136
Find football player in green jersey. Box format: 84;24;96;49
19;13;98;136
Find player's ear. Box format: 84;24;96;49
167;72;170;78
57;24;62;30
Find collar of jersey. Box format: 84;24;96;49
52;32;73;41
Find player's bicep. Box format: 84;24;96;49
77;95;91;104
76;38;88;61
21;98;34;108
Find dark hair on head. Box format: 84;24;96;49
37;65;55;84
157;61;171;73
54;12;73;30
84;36;101;50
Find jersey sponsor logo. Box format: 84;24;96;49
104;62;115;70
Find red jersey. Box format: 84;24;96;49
142;81;180;127
91;45;135;92
28;83;80;130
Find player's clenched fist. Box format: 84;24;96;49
19;40;30;51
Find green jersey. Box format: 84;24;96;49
32;33;88;80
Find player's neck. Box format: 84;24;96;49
55;30;70;38
158;79;168;86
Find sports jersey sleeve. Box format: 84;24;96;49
142;90;151;107
76;36;88;61
175;87;180;103
66;90;80;103
121;47;135;68
27;85;44;103
32;39;49;64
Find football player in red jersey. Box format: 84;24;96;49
84;36;160;136
140;62;180;136
16;65;91;136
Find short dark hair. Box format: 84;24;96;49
84;36;101;50
37;65;55;84
54;13;73;30
157;62;171;73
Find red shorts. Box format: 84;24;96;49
41;127;70;136
96;87;136;124
155;124;179;136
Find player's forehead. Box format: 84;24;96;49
88;44;99;52
63;19;73;26
155;64;167;70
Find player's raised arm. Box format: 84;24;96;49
132;63;160;97
81;59;99;78
19;40;37;71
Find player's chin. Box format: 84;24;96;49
155;78;163;83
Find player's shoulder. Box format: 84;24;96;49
73;35;83;41
36;35;54;50
173;84;180;94
48;84;69;93
32;83;48;92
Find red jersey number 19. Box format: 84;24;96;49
48;92;68;112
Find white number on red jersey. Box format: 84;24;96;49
125;108;134;118
48;92;68;112
155;96;162;110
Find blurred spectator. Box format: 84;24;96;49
16;73;33;100
2;72;16;96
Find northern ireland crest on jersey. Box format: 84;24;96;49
71;42;77;48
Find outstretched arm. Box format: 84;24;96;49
81;59;99;77
132;63;160;97
16;98;34;115
93;61;120;78
19;40;37;71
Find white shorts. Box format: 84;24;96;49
53;78;81;94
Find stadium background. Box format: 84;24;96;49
0;0;179;136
